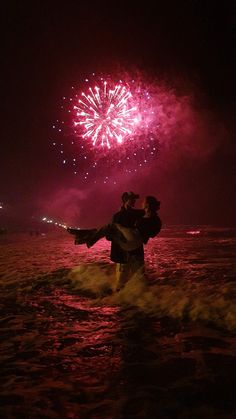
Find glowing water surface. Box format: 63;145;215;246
0;228;236;417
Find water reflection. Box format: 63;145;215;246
1;230;236;417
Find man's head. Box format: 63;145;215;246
121;191;139;208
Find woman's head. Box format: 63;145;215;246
143;196;160;213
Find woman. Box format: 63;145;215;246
68;196;161;250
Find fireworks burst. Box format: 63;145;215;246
74;80;139;148
51;73;165;183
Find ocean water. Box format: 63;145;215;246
0;227;236;418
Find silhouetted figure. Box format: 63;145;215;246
68;192;162;291
109;194;161;290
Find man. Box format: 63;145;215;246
110;191;145;291
67;191;162;291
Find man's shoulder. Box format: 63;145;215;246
128;208;145;218
112;208;144;219
113;208;143;213
112;210;123;221
133;208;145;215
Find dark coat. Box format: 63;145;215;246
110;207;145;263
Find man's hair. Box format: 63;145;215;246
121;191;139;203
145;196;160;212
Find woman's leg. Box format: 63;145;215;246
70;223;143;250
74;229;97;245
86;223;141;248
86;224;115;247
68;225;114;247
86;224;143;250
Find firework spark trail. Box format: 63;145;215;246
74;80;138;148
52;73;180;182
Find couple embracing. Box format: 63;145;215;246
68;191;162;291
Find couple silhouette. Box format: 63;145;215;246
68;191;162;291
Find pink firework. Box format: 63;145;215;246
51;72;169;182
73;80;139;148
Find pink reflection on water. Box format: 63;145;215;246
186;230;201;235
30;287;122;392
51;289;118;315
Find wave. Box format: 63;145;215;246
67;263;236;332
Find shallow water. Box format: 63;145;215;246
0;228;236;418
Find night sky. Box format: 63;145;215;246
1;1;236;228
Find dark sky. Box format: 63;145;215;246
1;1;236;227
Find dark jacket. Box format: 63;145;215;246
110;207;145;263
136;214;162;244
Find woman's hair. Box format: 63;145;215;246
145;196;160;212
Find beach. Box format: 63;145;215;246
0;227;236;418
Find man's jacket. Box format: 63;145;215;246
110;207;144;263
